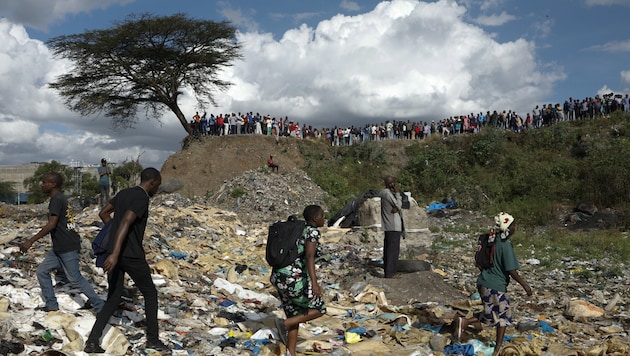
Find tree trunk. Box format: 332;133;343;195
172;105;193;135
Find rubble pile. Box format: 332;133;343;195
205;168;329;225
0;173;629;355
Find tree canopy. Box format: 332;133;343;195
47;13;242;135
0;181;17;204
111;160;143;193
23;161;75;203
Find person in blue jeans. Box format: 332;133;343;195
20;172;104;313
97;158;111;208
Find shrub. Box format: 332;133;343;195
230;188;245;199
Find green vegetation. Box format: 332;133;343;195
230;188;246;199
299;139;392;215
19;159;142;203
111;160;143;193
301;112;630;265
0;181;17;203
23;160;75;204
302;111;630;229
81;173;99;199
512;227;630;267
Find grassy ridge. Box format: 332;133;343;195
300;111;630;264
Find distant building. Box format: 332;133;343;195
0;162;101;204
0;163;41;204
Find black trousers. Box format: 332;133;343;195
383;231;402;278
87;256;159;344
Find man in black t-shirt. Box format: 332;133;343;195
20;172;104;312
84;167;170;353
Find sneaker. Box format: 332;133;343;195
79;300;105;313
84;341;105;353
35;306;59;312
146;340;170;352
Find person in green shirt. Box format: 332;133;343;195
455;212;533;356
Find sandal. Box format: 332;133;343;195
275;318;288;345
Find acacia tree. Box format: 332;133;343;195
47;13;242;135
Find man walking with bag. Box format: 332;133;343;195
84;167;169;353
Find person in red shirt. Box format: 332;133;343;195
216;115;225;136
267;155;279;172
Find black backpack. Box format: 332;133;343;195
266;215;306;269
475;232;495;270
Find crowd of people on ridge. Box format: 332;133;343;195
189;93;630;146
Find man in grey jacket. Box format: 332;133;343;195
380;176;403;278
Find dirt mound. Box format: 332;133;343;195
160;135;308;198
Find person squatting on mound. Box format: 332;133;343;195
271;205;327;356
454;212;533;356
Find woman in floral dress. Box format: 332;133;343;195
270;205;327;356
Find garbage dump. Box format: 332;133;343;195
0;168;627;355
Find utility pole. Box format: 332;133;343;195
70;160;83;196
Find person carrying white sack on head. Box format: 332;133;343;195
453;212;533;356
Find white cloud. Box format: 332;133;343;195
621;70;630;85
0;18;184;168
0;0;133;30
479;0;505;11
340;0;361;12
587;40;630;52
533;17;553;39
585;0;630;5
218;2;259;33
0;118;39;145
220;0;563;125
475;11;515;26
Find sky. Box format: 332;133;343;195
0;0;629;170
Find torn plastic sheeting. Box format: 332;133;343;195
151;273;168;287
218;299;236;307
60;326;82;352
212;278;279;306
467;339;495;356
168;251;187;259
243;339;270;356
102;325;131;356
249;328;275;340
0;284;39;309
208;327;230;336
243;311;268;321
